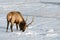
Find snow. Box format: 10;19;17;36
46;29;58;37
0;1;60;40
0;14;60;40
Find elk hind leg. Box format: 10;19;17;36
6;21;9;32
10;22;14;32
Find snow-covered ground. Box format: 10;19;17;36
0;13;60;40
0;0;60;40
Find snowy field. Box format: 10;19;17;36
0;0;60;40
0;13;60;40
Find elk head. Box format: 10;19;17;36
19;16;34;32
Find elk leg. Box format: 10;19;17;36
19;25;21;31
16;24;18;30
19;24;22;31
10;23;13;32
22;30;25;32
6;21;9;32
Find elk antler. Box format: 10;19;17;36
27;16;34;27
26;16;29;22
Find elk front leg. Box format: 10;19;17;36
6;21;9;32
16;24;18;30
19;25;21;31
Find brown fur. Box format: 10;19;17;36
6;11;27;32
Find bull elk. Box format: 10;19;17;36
6;11;34;32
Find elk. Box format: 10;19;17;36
6;11;34;32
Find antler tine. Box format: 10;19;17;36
27;16;34;27
26;16;29;22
